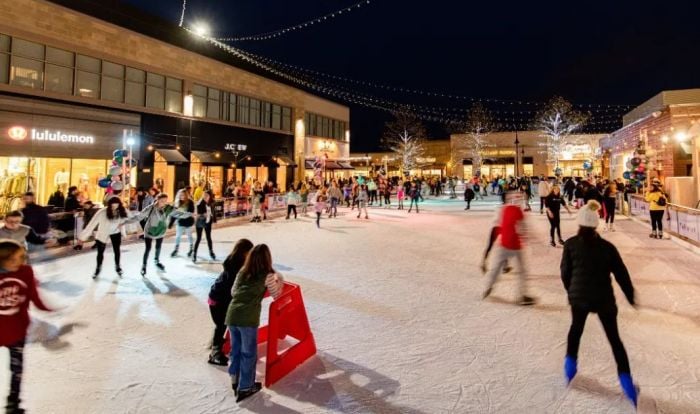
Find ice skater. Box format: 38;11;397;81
397;182;405;210
78;195;129;278
544;185;571;247
483;191;536;306
560;200;638;407
480;202;512;275
315;189;328;227
356;184;369;219
464;184;475;210
407;182;420;213
207;238;253;366
225;244;284;402
0;240;53;414
172;191;195;257
193;190;217;263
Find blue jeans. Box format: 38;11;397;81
228;326;258;391
174;225;193;250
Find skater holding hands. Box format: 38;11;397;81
561;200;638;407
78;195;129;278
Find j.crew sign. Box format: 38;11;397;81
7;126;95;145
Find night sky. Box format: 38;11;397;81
122;0;700;152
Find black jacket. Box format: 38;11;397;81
21;203;51;234
64;195;80;212
195;199;217;224
561;234;635;310
176;200;195;227
208;257;245;306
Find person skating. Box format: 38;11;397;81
207;238;253;366
328;182;342;218
545;185;572;247
480;202;513;275
645;184;667;239
397;182;405;210
407;182;420;213
171;191;195;258
122;193;191;276
603;181;618;232
483;191;536;306
225;244;285;402
464;184;475;210
285;187;299;220
78;196;129;278
250;183;264;223
0;211;57;250
0;240;53;414
561;200;638;407
299;183;309;216
193;190;217;263
383;180;392;207
356;184;369;219
538;176;551;214
315;189;328;228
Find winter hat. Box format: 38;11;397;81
577;200;600;228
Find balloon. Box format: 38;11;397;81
114;156;124;165
125;159;137;168
630;157;641;167
113;149;128;158
622;171;631;180
108;166;123;176
98;178;111;188
111;181;124;191
637;173;646;181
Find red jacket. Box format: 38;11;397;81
499;205;524;250
0;265;50;346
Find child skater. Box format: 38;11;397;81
397;181;405;210
225;244;284;402
79;195;129;279
0;239;53;414
207;238;253;366
314;189;328;228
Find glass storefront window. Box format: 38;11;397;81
153;152;176;197
101;76;124;102
0;157;31;215
0;53;8;84
10;56;43;89
45;64;73;94
35;158;71;205
11;38;44;60
125;81;145;106
70;159;108;203
282;107;291;132
245;167;268;185
76;70;99;98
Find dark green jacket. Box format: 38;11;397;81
225;271;267;327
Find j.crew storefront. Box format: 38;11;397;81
0;95;139;213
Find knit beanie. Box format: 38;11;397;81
577;200;600;228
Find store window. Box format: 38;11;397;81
70;159;109;202
0;157;32;216
153;151;176;197
245;167;268;184
207;87;221;119
190;163;223;198
261;102;271;128
271;104;281;130
45;47;74;95
165;77;182;113
193;84;207;118
10;38;44;89
0;34;9;84
101;61;124;102
228;93;237;122
76;54;100;98
282;107;292;132
146;72;165;110
237;96;250;124
249;98;260;126
125;67;145;106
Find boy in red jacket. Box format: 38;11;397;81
0;239;52;414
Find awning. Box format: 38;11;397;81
241;155;279;167
338;161;354;170
305;160;315;169
275;156;297;167
155;149;188;163
191;150;236;164
324;161;342;170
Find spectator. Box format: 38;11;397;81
47;188;65;209
21;192;50;237
0;211;56;248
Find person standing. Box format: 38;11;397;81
356;184;369;219
367;179;377;206
299;183;309;216
207;238;253;366
315;189;328;227
383;180;392;207
483;192;536;306
328;182;342;218
171;191;195;258
0;240;54;414
285;187;298;220
20;192;50;239
407;182;420;213
78;196;129;278
538;176;551;214
464;184;475;210
602;181;618;231
0;211;57;249
64;186;81;212
560;199;638;407
193;190;217;263
250;183;264;223
397;181;405;210
545;185;572;247
225;244;284;402
645;184;667;239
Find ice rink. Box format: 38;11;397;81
2;198;699;413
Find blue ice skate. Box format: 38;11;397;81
564;356;577;384
619;373;638;408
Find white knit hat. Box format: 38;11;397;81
577;200;600;228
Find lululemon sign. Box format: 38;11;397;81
6;126;95;145
7;126;27;141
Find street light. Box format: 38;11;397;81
514;130;520;178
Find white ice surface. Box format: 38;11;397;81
1;197;699;413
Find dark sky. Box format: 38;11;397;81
122;0;700;152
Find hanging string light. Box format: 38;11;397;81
213;0;372;42
179;0;187;27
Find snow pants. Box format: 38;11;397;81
566;306;631;374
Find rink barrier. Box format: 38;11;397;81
223;281;317;388
628;194;700;247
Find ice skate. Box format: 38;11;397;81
558;238;565;245
230;375;239;396
564;356;577;384
170;248;178;257
649;230;657;238
210;251;216;260
236;382;262;402
482;287;492;299
502;264;513;274
208;350;229;366
657;231;663;239
116;267;123;277
155;261;165;271
550;240;556;247
618;373;639;408
517;295;537;306
140;265;146;276
187;247;193;257
92;265;101;279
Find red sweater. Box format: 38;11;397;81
0;265;50;346
499;205;524;250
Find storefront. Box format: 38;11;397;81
0;95;139;213
462;157;534;180
304;158;353;181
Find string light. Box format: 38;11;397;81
214;0;372;42
179;0;186;27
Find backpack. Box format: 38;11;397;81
657;195;667;207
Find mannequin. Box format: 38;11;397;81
54;168;69;193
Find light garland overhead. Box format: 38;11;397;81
213;0;372;42
178;0;186;27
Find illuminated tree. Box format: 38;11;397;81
382;111;427;175
535;96;589;172
454;102;496;177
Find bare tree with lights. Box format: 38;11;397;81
535;96;589;174
453;102;496;178
382;111;427;176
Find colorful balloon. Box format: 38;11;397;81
630;157;641;167
111;181;124;191
623;171;631;180
98;178;111;188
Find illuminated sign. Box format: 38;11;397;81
7;126;27;141
7;126;95;144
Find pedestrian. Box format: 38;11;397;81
250;182;264;223
225;244;285;402
560;199;638;407
545;185;572;247
538;176;551;214
171;191;195;258
355;184;369;219
315;189;328;228
464;184;475;210
0;239;53;414
285;187;298;220
20;192;50;240
645;184;667;239
407;182;420;213
483;191;536;306
384;180;392;207
78;196;129;278
64;186;81;212
122;193;191;276
473;179;482;201
397;182;405;210
193;190;217;263
603;181;618;232
299;183;309;216
480;201;512;275
207;238;253;366
328;182;342;218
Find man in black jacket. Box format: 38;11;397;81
560;199;638;407
21;192;50;236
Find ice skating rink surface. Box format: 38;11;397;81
2;198;699;413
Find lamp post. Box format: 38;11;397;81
514;130;520;178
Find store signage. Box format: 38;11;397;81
7;126;95;144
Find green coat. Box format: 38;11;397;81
225;271;268;327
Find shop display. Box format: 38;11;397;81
0;158;33;216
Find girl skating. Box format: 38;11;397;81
171;191;195;258
544;185;571;247
78;195;129;278
193;190;217;263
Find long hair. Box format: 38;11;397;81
106;197;128;219
548;184;561;197
240;244;274;280
223;239;254;276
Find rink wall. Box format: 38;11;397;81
629;194;700;247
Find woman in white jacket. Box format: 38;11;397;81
79;196;129;279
